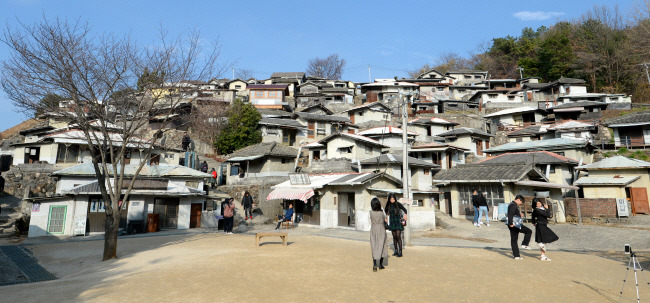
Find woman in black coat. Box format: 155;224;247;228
531;198;559;261
385;193;407;257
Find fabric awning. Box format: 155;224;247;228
267;188;315;202
515;180;579;190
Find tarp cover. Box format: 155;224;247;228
267;188;315;202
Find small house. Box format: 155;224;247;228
604;112;650;148
226;142;298;184
343;102;392;127
408;117;459;142
436;127;494;157
248;84;291;110
410;142;468;169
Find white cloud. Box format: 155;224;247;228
513;11;565;21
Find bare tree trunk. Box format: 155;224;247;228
103;208;121;260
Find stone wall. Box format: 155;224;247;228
565;198;617;218
3;164;60;202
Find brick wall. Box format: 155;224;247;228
565;198;617;217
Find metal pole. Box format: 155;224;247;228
401;92;412;246
575;189;582;226
368;65;371;83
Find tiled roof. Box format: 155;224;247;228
604;112;650;127
248;84;289;89
342;102;392;113
507;125;550;136
523;82;549;89
53;164;211;178
577;156;650;170
478;151;578;165
230;142;298;158
433;163;547;183
484;138;589;153
257;109;293;118
484;106;538;118
259;118;305;129
554;77;586;84
293;112;351;123
271;72;305;78
318;133;388;147
299;104;334;115
360;153;439;168
437;127;493;138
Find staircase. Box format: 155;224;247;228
0;194;24;238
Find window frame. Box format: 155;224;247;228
47;205;67;234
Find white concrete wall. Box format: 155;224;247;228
28;197;86;237
127;197;146;221
320;209;337;228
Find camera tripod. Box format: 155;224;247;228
619;250;650;303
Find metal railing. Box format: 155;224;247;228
497;119;602;132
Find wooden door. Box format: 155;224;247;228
338;193;348;227
630;187;650;214
308;121;315;138
444;192;452;216
475;140;483;156
349;113;355;124
190;203;202;228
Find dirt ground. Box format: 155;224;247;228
0;232;645;303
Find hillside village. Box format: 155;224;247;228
0;68;649;238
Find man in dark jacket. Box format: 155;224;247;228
275;203;293;230
507;195;533;260
242;191;254;220
471;189;479;227
181;132;191;151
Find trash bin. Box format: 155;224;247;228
147;214;160;232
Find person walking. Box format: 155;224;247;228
275;203;294;230
507;195;533;260
477;191;490;226
369;198;388;272
223;198;235;234
385;193;407;257
242;191;254;220
210;168;217;189
471;189;480;227
531;198;559;261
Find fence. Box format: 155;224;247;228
496;119;602;132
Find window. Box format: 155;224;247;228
488;94;498;99
316;123;326;135
281;158;287;164
255;91;264;97
266;128;279;135
516;137;523;142
365;146;371;154
437;87;444;92
185;181;199;188
359;112;364;116
47;206;67;234
508;96;515;100
230;165;239;176
269;91;278;97
555;152;565;156
337;146;353;153
424;169;430;175
575;132;581;138
235;85;242;89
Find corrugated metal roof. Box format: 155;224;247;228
437;127;493;138
605;111;650;127
478;151;578;165
577;156;650;170
358;126;419;136
259;118;305;129
360;153;439;168
574;176;640;186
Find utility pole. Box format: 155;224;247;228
516;67;524;79
232;68;235;80
400;92;412;246
368;65;372;83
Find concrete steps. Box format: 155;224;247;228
0;194;24;238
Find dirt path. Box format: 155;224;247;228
0;232;641;302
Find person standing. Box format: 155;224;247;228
531;198;559;261
507;195;533;260
369;197;388;272
477;191;490;226
201;161;208;173
242;191;254;220
385;193;407;257
210;168;217;189
181;132;191;151
275;203;294;230
471;189;480;227
223;198;235;234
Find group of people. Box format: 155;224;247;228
507;195;559;261
221;191;255;234
471;189;490;227
368;193;407;272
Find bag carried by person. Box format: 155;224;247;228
506;215;523;228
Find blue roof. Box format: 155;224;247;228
483;138;589;153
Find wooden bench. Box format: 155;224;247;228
255;232;288;247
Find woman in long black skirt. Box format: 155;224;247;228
385;193;407;257
531;198;559;261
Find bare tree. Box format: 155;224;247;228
235;68;254;80
1;17;228;260
186;100;229;148
408;52;475;78
306;54;346;79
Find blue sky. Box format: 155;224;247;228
0;0;637;131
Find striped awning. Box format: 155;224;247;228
267;188;315;202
